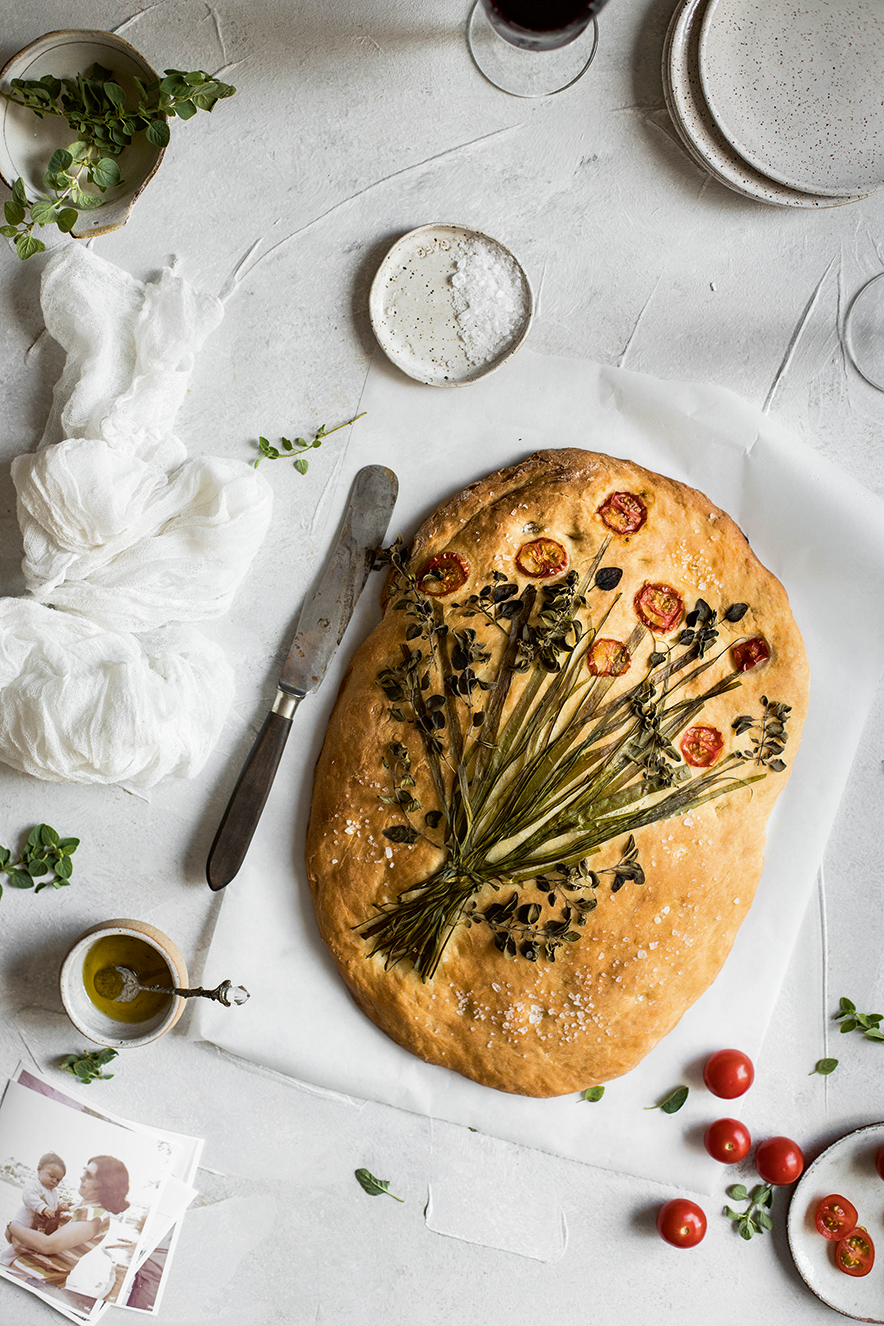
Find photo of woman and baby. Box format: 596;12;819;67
0;1078;175;1321
3;1151;132;1304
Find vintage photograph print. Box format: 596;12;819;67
0;1080;173;1321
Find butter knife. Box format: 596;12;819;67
206;464;398;890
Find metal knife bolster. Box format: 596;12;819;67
270;687;303;720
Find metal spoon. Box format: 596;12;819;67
93;965;249;1007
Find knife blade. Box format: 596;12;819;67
206;464;398;891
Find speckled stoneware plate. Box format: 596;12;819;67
0;30;165;240
787;1121;884;1321
698;0;884;197
369;223;533;387
663;0;864;208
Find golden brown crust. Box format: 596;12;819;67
306;449;809;1097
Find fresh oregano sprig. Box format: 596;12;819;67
60;1048;118;1085
724;1182;774;1240
835;997;884;1043
254;413;366;472
1;64;235;259
579;1086;605;1103
0;824;79;901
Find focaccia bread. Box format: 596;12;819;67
306;449;809;1097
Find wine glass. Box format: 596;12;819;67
844;273;884;391
467;0;606;98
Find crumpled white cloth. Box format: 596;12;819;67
0;601;234;785
0;245;273;787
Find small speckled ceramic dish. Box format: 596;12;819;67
786;1121;884;1321
59;918;188;1049
0;30;166;240
663;0;864;208
369;223;533;386
698;0;884;197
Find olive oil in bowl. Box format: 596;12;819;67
83;933;173;1024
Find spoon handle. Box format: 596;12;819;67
143;979;249;1006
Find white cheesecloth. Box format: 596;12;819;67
0;245;273;787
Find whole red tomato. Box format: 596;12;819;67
755;1136;805;1186
703;1048;755;1099
876;1144;884;1182
836;1227;875;1277
656;1198;707;1248
704;1117;752;1164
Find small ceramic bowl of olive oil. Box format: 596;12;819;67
59;919;188;1049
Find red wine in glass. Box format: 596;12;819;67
467;0;608;97
481;0;603;52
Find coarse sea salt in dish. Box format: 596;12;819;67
369;223;533;386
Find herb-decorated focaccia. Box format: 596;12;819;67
305;449;809;1097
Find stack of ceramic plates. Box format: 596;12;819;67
663;0;884;208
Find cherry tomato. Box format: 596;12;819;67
702;1048;755;1099
587;638;632;678
633;583;684;633
704;1117;752;1164
836;1227;875;1277
597;490;648;535
755;1136;804;1186
514;537;569;578
680;725;724;768
731;636;770;672
876;1144;884;1182
814;1194;859;1241
417;551;469;597
656;1198;707;1248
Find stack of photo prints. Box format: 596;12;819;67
0;1063;202;1321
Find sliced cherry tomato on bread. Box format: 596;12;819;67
680;725;724;768
815;1195;859;1241
417;551;469;596
597;490;647;535
587;638;631;677
514;537;569;578
731;636;770;671
633;583;684;633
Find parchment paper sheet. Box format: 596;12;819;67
195;350;884;1193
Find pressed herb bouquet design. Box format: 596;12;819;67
359;525;790;982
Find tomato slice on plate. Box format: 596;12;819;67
835;1226;875;1277
814;1194;859;1241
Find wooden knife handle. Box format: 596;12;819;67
206;706;294;891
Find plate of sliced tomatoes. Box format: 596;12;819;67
787;1121;884;1321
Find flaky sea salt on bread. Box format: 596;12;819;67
306;449;809;1097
